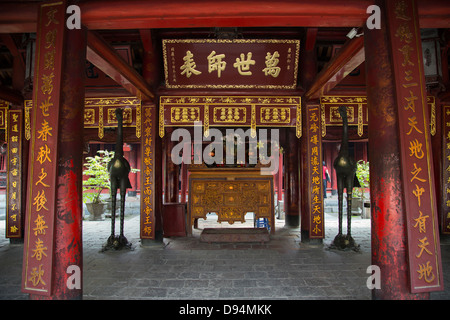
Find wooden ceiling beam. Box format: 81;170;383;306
0;0;448;33
305;35;365;101
86;30;154;101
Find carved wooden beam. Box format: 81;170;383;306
0;0;448;32
86;30;154;101
305;36;365;101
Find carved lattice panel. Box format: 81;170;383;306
190;178;273;227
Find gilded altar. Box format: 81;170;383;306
188;167;274;235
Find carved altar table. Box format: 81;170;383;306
187;167;274;235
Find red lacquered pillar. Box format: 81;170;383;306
50;24;87;300
23;0;86;299
365;0;428;300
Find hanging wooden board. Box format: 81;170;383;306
162;39;300;89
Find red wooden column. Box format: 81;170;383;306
365;0;443;299
140;29;163;242
284;128;300;227
22;1;86;299
51;24;87;300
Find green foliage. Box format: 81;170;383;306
82;150;114;204
353;160;370;199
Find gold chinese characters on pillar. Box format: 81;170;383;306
386;0;443;293
22;1;66;296
140;105;156;239
306;105;324;238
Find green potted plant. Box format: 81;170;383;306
83;149;114;220
353;160;370;218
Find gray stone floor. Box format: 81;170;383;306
83;213;372;300
1;197;450;300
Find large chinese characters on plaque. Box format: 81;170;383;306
387;0;443;293
163;39;300;89
22;1;66;296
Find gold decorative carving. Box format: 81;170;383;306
159;103;165;138
358;104;363;137
213;107;246;123
330;106;355;123
320;95;367;129
162;95;300;105
320;96;367;104
84;97;141;106
84;109;95;125
204;105;209;137
136;102;141;138
260;107;290;124
24;100;32;140
0;108;5;128
251;104;256;138
320;103;326;138
170;107;200;123
98;106;104;139
188;168;274;233
428;96;436;136
191;179;272;225
107;108;132;124
160;95;300;139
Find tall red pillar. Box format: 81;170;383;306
140;29;162;242
22;1;86;299
365;0;443;299
366;19;418;299
51;24;87;300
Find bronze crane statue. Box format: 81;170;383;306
331;106;360;250
105;108;132;250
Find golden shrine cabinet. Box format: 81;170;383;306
187;167;275;235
